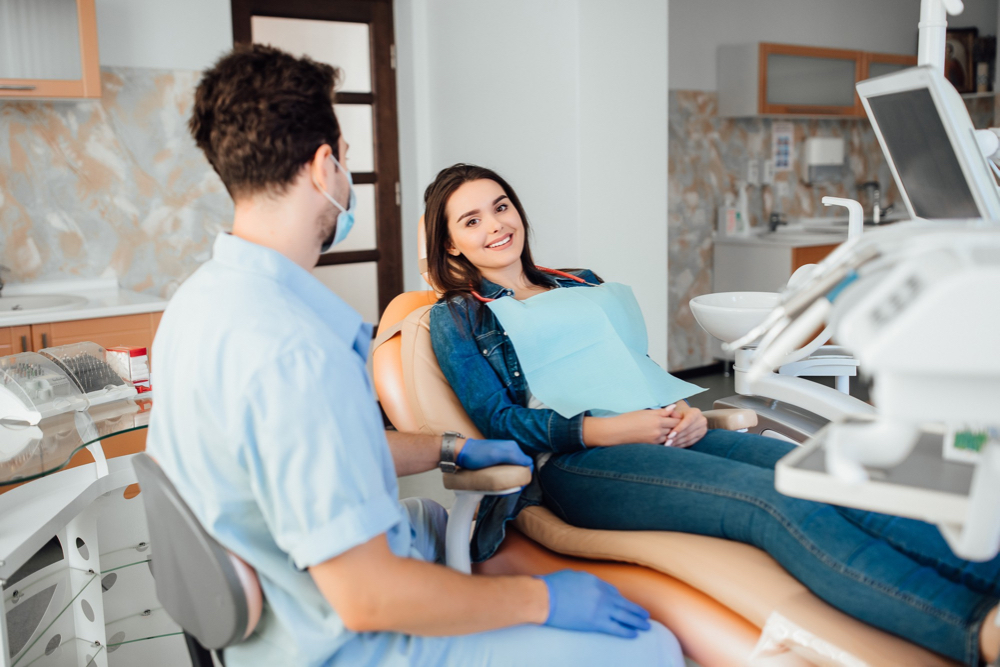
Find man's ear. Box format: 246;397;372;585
309;144;334;189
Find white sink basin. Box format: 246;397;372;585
689;291;779;344
0;294;88;316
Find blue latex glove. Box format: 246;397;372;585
538;570;651;638
455;438;533;470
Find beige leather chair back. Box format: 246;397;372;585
375;215;483;437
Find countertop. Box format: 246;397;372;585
715;230;848;247
0;278;168;327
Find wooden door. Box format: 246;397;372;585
232;0;404;320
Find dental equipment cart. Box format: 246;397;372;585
0;395;190;667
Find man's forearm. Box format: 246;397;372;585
357;556;547;635
386;430;467;476
311;535;548;635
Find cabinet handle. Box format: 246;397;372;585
41;333;48;348
0;84;36;91
20;335;27;353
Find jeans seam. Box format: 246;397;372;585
549;458;971;629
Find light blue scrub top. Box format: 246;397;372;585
147;233;414;667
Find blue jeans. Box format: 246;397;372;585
537;430;1000;664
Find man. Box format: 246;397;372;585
148;44;681;666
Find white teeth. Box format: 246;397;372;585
488;235;512;249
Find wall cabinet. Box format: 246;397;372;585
718;43;917;117
0;0;101;99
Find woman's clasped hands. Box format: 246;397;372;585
583;402;708;448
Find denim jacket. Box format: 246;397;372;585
429;269;601;561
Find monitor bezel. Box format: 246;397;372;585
857;65;1000;221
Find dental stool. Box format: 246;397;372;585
368;219;958;666
132;454;263;667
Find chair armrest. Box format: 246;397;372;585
442;465;532;492
703;409;758;431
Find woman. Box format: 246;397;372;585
426;164;1000;664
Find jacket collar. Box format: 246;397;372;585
477;272;576;300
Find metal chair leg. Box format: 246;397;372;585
183;631;215;667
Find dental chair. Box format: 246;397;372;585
369;217;958;666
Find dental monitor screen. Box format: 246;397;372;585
858;66;1000;221
866;89;980;219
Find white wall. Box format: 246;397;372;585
396;0;671;364
95;0;232;71
397;0;583;277
671;0;998;90
578;0;669;365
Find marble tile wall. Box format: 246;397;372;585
667;89;1000;372
0;67;231;298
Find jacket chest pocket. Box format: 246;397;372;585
475;331;516;386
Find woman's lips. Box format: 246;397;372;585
486;233;513;250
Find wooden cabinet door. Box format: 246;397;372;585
32;313;158;352
0;0;101;99
759;43;864;116
0;326;33;355
792;245;839;272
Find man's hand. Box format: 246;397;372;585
455;438;533;470
665;402;708;448
538;570;651;638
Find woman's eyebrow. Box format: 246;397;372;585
456;195;507;223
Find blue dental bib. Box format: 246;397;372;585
486;282;704;418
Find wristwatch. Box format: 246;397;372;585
439;431;464;473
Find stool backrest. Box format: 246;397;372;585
132;453;262;650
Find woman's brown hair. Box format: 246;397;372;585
423;164;553;306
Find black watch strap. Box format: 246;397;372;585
439;431;464;473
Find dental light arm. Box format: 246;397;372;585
918;0;964;71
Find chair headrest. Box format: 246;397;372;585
131;454;262;649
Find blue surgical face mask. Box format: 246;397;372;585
315;154;356;253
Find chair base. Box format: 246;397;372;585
184;631;224;667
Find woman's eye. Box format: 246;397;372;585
466;218;480;227
496;204;508;212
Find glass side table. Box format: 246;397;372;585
0;398;152;488
0;397;188;667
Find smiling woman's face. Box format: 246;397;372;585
445;178;525;272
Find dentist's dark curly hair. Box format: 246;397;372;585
423;164;553;306
189;43;341;201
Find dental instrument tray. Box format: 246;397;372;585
0;343;138;425
775;423;974;529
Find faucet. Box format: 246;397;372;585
767;212;788;233
861;181;881;223
0;265;8;298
